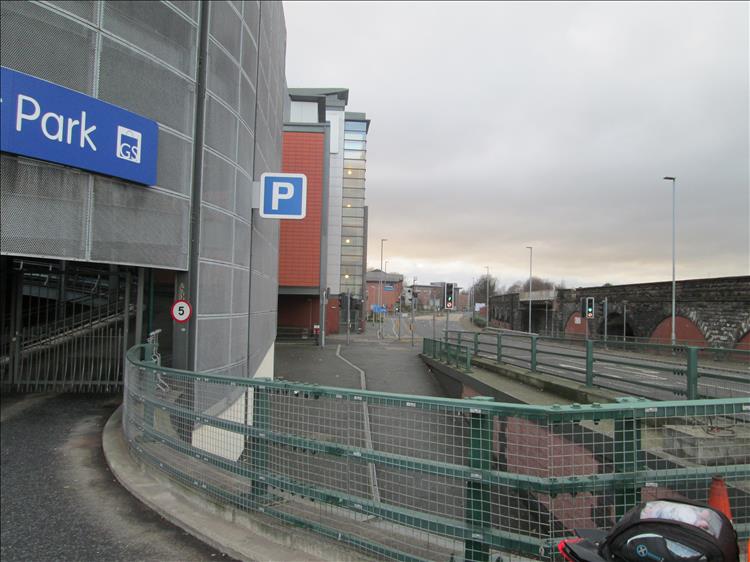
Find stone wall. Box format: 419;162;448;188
490;276;750;347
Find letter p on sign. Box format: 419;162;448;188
259;173;306;219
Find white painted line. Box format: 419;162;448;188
335;345;381;503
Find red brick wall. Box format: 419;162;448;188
279;132;324;287
327;297;340;334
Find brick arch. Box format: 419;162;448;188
564;311;586;336
736;331;750;351
649;315;707;346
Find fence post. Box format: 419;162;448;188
496;333;502;364
465;346;472;371
530;335;538;371
473;333;479;355
614;411;641;519
585;340;594;387
250;383;270;504
464;397;494;561
686;346;699;399
457;332;462;349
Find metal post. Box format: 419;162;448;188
526;246;532;332
251;384;270;504
623;301;627;342
473;332;479;355
321;289;327;348
686;346;699;399
585;340;594;387
496;333;502;363
457;332;462;349
485;266;490;325
545;300;548;336
670;179;676;346
135;268;145;346
122;271;131;376
464;396;493;561
530;334;537;371
432;310;436;341
603;297;608;344
346;290;351;345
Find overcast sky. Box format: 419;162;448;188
283;1;749;291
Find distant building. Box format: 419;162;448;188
280;88;370;334
366;270;404;312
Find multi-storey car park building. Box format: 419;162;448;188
280;88;370;335
0;1;288;390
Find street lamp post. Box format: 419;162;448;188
663;177;676;346
379;238;387;338
526;246;533;333
485;266;490;325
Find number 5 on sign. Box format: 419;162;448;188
171;299;192;323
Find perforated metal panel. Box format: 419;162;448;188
99;37;196;135
195;317;230;370
0;156;88;259
90;178;190;268
46;1;98;22
232;268;249;314
233;220;251;267
0;1;96;94
103;0;198;78
202;150;236;211
157;130;193;196
199;206;234;263
204;95;238;160
207;38;240;110
209;1;241;56
197;261;232;315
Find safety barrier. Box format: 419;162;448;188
124;344;749;561
444;330;750;401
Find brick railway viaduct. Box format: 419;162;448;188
489;276;750;348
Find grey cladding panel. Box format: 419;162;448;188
157;130;193;196
199;206;234;263
99;37;196;135
209;1;241;57
202;150;235;211
205;95;238;161
103;1;199;78
0;155;88;259
198;261;233;315
0;2;96;95
207;38;240;110
195;317;230;371
90;178;189;269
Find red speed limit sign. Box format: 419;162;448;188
170;299;192;323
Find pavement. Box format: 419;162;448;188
0;393;233;562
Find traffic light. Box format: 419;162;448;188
585;297;595;318
445;283;455;309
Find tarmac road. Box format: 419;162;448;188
0;393;234;562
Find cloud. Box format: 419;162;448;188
283;1;749;290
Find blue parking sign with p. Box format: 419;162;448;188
259;173;306;219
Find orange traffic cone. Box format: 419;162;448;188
708;475;733;521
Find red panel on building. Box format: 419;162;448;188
564;312;586;336
279;132;324;287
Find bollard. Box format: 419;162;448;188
530;335;538;371
686;346;699;399
464;396;493;561
496;333;502;363
585;340;594;387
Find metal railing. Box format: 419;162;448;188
444;330;750;401
124;343;750;562
423;338;473;371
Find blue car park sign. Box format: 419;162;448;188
0;66;158;186
259;173;307;219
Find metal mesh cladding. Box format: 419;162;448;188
124;345;750;562
0;155;89;260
